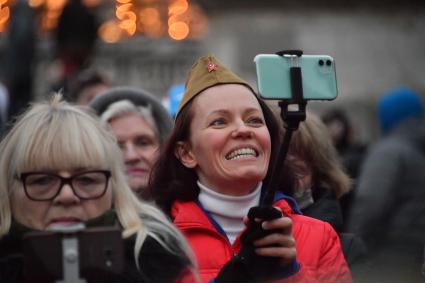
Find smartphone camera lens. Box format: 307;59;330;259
326;60;332;66
318;60;324;66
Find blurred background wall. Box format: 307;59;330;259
0;0;424;142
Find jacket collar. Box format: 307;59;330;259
171;201;214;229
273;192;303;215
171;193;301;228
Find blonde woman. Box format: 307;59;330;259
0;94;197;282
287;113;351;232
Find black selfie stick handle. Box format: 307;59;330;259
262;50;307;207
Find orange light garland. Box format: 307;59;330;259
0;0;207;41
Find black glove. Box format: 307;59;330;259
216;206;298;283
241;206;283;244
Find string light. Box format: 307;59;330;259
167;0;189;40
99;20;122;43
0;0;10;32
168;21;188;40
111;0;206;42
0;0;207;40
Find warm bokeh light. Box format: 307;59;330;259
115;2;137;37
28;0;44;8
168;0;188;16
0;0;9;32
119;19;136;35
46;0;67;11
118;10;137;22
82;0;101;8
0;5;9;32
0;0;207;39
168;21;189;40
116;3;133;20
167;14;177;26
99;20;122;43
0;5;9;24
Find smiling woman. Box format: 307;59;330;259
175;84;271;196
0;94;198;282
150;55;352;283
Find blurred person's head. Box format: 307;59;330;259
56;0;98;75
150;55;286;212
89;87;172;199
378;87;424;135
288;113;351;202
68;69;110;105
0;94;143;236
321;109;351;153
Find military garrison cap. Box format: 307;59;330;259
175;55;255;117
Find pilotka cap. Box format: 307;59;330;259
175;55;255;117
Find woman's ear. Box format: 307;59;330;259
175;141;197;169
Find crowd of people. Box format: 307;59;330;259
0;53;423;283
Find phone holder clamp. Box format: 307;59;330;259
275;49;307;130
51;223;87;283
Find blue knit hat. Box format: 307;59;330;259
378;87;424;135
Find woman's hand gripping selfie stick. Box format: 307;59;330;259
215;51;306;283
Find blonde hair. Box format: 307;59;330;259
289;113;352;198
0;94;195;272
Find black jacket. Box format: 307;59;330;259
302;189;344;233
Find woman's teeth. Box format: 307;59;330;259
226;148;257;160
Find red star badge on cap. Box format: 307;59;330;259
207;62;217;72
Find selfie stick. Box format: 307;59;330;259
49;223;87;283
262;50;307;206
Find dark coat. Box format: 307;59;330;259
347;120;425;282
302;189;344;233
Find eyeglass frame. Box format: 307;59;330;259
18;170;112;201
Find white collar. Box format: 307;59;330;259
197;181;262;219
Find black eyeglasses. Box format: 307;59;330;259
19;170;111;201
